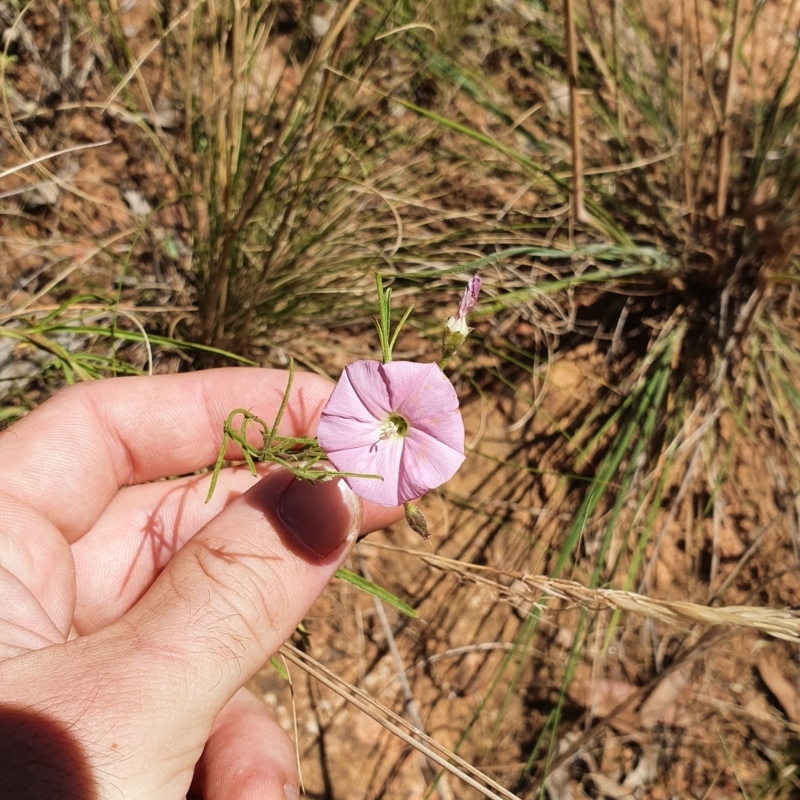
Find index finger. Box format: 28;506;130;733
0;368;333;541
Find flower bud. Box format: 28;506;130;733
441;318;469;364
440;274;481;365
404;501;430;539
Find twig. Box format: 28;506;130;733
100;7;190;116
692;0;722;126
554;147;676;179
113;309;153;376
60;6;70;81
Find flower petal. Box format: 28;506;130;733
381;362;459;417
315;415;382;454
322;435;404;507
341;360;393;419
397;427;465;501
323;360;392;424
385;362;464;455
316;361;390;453
457;274;481;319
408;408;464;454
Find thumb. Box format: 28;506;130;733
123;468;362;719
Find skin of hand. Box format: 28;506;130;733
0;368;402;800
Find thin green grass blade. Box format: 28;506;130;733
335;567;418;619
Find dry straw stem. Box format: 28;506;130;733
715;0;742;229
99;7;189;121
279;643;522;800
680;0;694;219
359;558;454;800
0;140;110;181
534;580;800;644
563;0;587;226
366;543;800;644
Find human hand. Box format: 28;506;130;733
0;368;402;799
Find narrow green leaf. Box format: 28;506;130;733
335;567;418;618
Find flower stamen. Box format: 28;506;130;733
380;412;409;440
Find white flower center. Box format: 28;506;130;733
379;412;409;440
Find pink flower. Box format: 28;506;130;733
316;360;465;507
